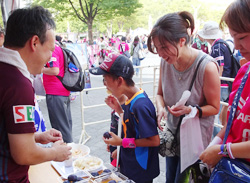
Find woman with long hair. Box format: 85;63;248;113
131;36;143;75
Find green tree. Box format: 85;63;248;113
126;0;232;35
32;0;141;44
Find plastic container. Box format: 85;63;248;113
67;143;90;159
94;172;128;183
74;155;104;173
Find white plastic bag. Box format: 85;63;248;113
138;49;145;60
180;106;204;173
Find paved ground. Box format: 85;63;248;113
38;53;166;182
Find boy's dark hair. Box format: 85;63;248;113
4;6;55;48
121;36;126;42
106;74;135;87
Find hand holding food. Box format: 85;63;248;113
52;140;72;162
103;132;112;139
103;132;122;146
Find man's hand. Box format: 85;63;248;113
8;133;71;165
52;140;72;162
35;128;63;144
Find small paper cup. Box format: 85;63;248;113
64;156;73;167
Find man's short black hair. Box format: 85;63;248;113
4;6;55;48
56;35;62;42
121;36;126;42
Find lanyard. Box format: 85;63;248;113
223;65;250;144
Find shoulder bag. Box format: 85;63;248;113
138;43;145;60
159;54;207;157
209;65;250;183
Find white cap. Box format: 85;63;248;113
198;21;222;40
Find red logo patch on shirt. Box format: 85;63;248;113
13;105;35;123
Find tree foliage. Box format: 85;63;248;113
26;0;232;41
31;0;141;44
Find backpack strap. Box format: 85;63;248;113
120;44;124;53
214;39;240;77
226;39;235;53
214;39;233;55
55;45;68;81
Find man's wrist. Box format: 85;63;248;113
34;132;41;143
49;146;57;161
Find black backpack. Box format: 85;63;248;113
56;46;85;92
214;40;241;93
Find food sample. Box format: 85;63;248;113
103;169;112;173
91;172;99;177
103;132;112;139
72;148;88;157
68;143;90;158
107;90;112;95
95;172;130;183
68;174;78;181
74;156;103;171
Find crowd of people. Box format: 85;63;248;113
0;0;250;182
91;35;147;74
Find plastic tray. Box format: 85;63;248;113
89;168;113;179
94;172;128;183
51;161;91;179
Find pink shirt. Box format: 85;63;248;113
226;62;250;162
111;37;116;43
98;49;108;57
119;42;129;54
43;45;70;96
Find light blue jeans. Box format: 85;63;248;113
132;57;140;75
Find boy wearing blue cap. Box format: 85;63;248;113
89;53;160;183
